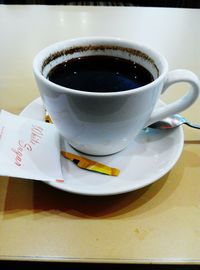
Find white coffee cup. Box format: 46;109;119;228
33;37;199;155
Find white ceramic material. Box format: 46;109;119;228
21;98;184;196
33;37;199;155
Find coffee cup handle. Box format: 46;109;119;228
146;69;200;126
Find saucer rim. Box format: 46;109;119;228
21;97;184;196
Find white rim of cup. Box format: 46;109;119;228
33;37;169;97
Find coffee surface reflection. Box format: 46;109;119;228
48;55;154;92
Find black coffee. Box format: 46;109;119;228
48;55;154;92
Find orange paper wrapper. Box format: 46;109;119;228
61;151;120;176
44;110;53;124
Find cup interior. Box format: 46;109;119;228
42;45;160;79
34;38;168;93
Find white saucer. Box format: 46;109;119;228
21;97;184;196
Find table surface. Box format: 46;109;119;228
0;4;200;264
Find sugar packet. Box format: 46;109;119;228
0;110;63;182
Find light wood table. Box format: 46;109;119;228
0;5;200;265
